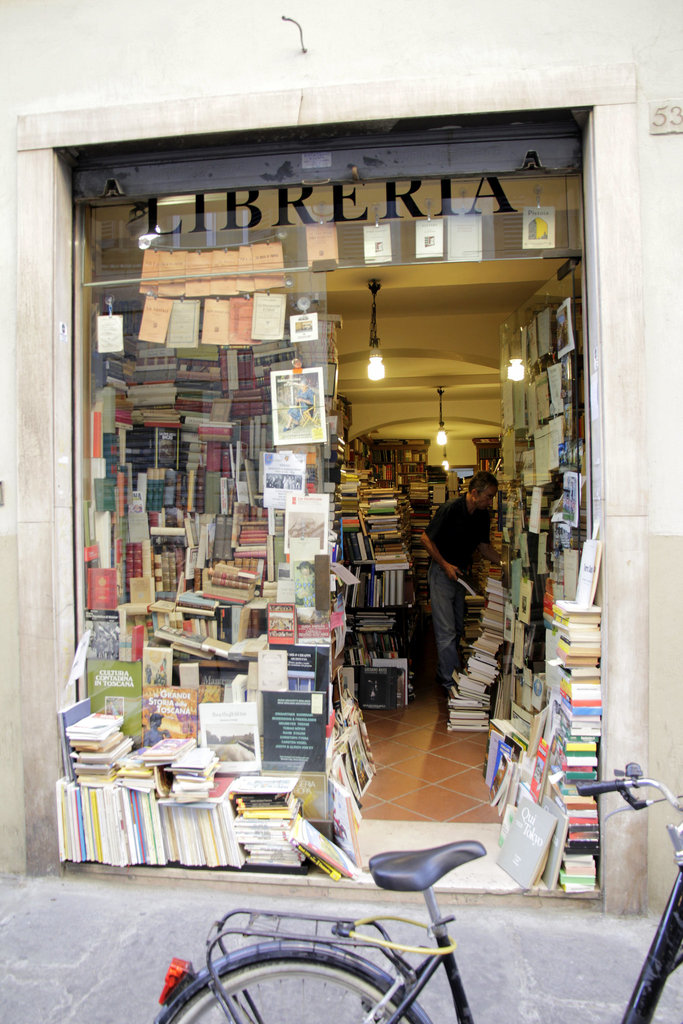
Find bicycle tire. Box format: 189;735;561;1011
158;945;433;1024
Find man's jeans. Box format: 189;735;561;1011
428;562;465;687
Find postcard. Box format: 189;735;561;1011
290;312;319;343
556;297;575;357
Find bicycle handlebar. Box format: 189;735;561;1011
575;779;621;797
576;772;683;812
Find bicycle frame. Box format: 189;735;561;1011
155;898;476;1024
621;851;683;1023
156;773;683;1024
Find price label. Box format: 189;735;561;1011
649;101;683;134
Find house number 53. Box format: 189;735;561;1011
649;102;683;134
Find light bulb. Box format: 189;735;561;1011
442;458;449;470
368;354;385;381
507;358;525;381
436;427;447;446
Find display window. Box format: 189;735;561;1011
63;152;595;886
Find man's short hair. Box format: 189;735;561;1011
468;471;498;494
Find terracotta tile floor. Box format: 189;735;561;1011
361;626;501;824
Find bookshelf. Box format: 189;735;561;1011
472;436;501;473
370;439;429;488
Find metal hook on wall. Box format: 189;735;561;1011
282;15;307;53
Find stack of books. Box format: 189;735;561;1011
65;712;133;786
228;776;305;870
140;736;197;765
157;776;245;869
358;486;412;567
550;600;602;873
554;600;602;669
166;745;220;802
446;575;505;731
559;851;597;892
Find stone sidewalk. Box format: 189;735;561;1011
1;870;682;1023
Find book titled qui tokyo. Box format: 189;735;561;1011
497;795;557;889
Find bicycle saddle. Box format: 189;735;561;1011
369;841;486;892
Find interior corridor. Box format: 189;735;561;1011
361;622;501;823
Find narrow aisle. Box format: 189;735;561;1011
361;622;501;823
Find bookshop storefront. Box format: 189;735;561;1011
15;73;650;913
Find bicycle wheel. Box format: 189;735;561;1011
163;948;432;1024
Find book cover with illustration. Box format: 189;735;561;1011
198;701;261;774
143;645;173;688
86;659;143;745
141;685;198;746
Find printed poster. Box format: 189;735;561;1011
271;367;327;446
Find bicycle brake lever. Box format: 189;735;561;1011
620;783;649;811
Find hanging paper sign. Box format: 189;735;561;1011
523;206;556;249
251;292;286;341
305;222;339;266
96;315;124;353
447;214;483;262
363;223;392;264
415;218;444;259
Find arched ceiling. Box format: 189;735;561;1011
326;257;563;458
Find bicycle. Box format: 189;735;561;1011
154;764;683;1024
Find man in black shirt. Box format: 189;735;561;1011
421;471;501;690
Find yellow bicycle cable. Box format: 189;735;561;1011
348;915;457;956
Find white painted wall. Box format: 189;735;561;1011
1;0;682;908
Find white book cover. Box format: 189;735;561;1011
199;701;261;774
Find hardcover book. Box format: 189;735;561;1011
142;645;173;688
540;796;570;890
86;567;118;610
267;602;297;644
358;665;400;710
141;685;198;746
261;690;328;772
86;660;143;745
199;701;261;774
497;795;557;889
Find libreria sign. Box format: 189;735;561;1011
140;177;519;241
